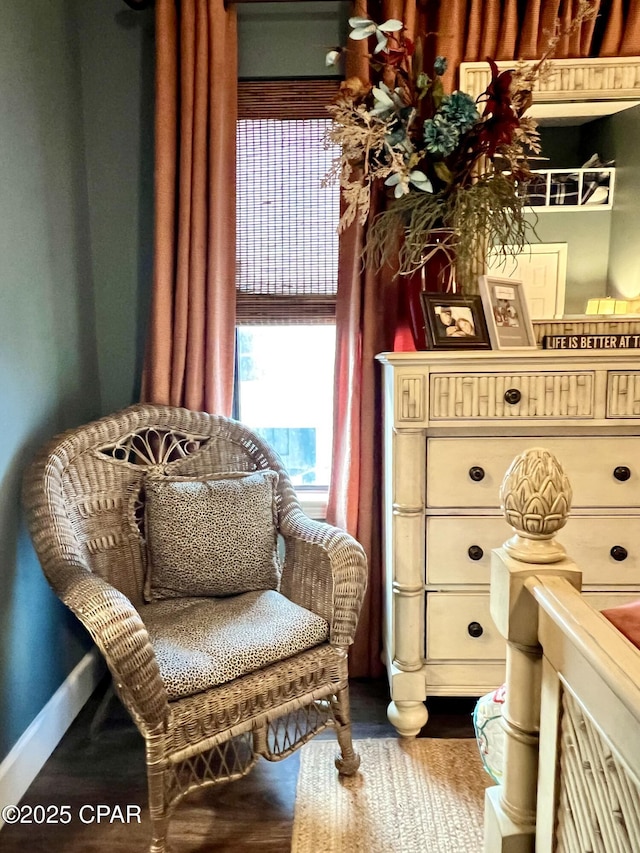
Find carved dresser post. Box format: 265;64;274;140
484;448;582;853
386;426;429;737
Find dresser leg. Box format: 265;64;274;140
387;700;428;737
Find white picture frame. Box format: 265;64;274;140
478;275;538;350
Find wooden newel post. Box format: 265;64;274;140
483;448;582;853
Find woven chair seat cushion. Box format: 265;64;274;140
141;590;330;700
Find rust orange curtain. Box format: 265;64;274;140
435;0;629;83
327;0;432;677
143;0;237;416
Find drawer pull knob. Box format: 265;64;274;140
468;545;484;561
467;622;484;638
469;466;485;482
613;466;631;482
504;388;521;405
611;545;628;562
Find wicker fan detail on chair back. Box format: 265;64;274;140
23;404;368;853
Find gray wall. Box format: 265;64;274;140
0;0;101;761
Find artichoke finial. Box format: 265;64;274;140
499;448;572;563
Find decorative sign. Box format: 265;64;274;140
543;334;640;350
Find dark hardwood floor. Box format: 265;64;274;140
1;677;476;853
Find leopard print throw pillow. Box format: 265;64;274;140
144;470;281;601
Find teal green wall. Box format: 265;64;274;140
74;0;155;412
528;123;615;313
534;111;640;309
0;0;102;761
238;1;348;78
590;105;640;300
527;211;611;314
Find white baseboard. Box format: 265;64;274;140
0;648;105;830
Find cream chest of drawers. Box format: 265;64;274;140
376;350;640;736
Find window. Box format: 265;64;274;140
236;325;335;487
236;81;340;500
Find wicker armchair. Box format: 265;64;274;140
23;404;367;853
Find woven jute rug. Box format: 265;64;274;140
292;738;491;853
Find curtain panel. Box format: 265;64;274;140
326;0;417;679
437;0;640;88
143;0;237;416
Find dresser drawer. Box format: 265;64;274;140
426;593;504;662
425;591;639;665
427;515;640;587
426;436;640;509
430;372;594;421
426;516;508;584
607;372;640;418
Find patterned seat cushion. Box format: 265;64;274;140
141;590;330;700
144;470;281;601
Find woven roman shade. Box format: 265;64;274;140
236;79;340;324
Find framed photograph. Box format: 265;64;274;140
420;293;491;350
478;276;537;350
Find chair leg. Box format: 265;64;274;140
149;820;170;853
146;737;170;853
332;685;361;775
88;679;116;740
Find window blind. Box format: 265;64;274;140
236;80;340;324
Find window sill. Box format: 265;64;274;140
297;490;328;521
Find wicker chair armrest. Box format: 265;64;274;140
279;509;367;647
55;565;169;731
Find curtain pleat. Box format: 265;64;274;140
600;0;624;56
580;0;600;55
146;0;178;407
478;0;500;61
437;0;468;88
620;1;640;55
557;0;573;57
496;0;519;59
143;0;236;416
466;0;483;61
536;0;561;56
567;0;583;56
205;0;237;415
519;0;543;58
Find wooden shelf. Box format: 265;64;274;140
460;57;640;127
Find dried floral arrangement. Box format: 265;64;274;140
325;1;597;291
